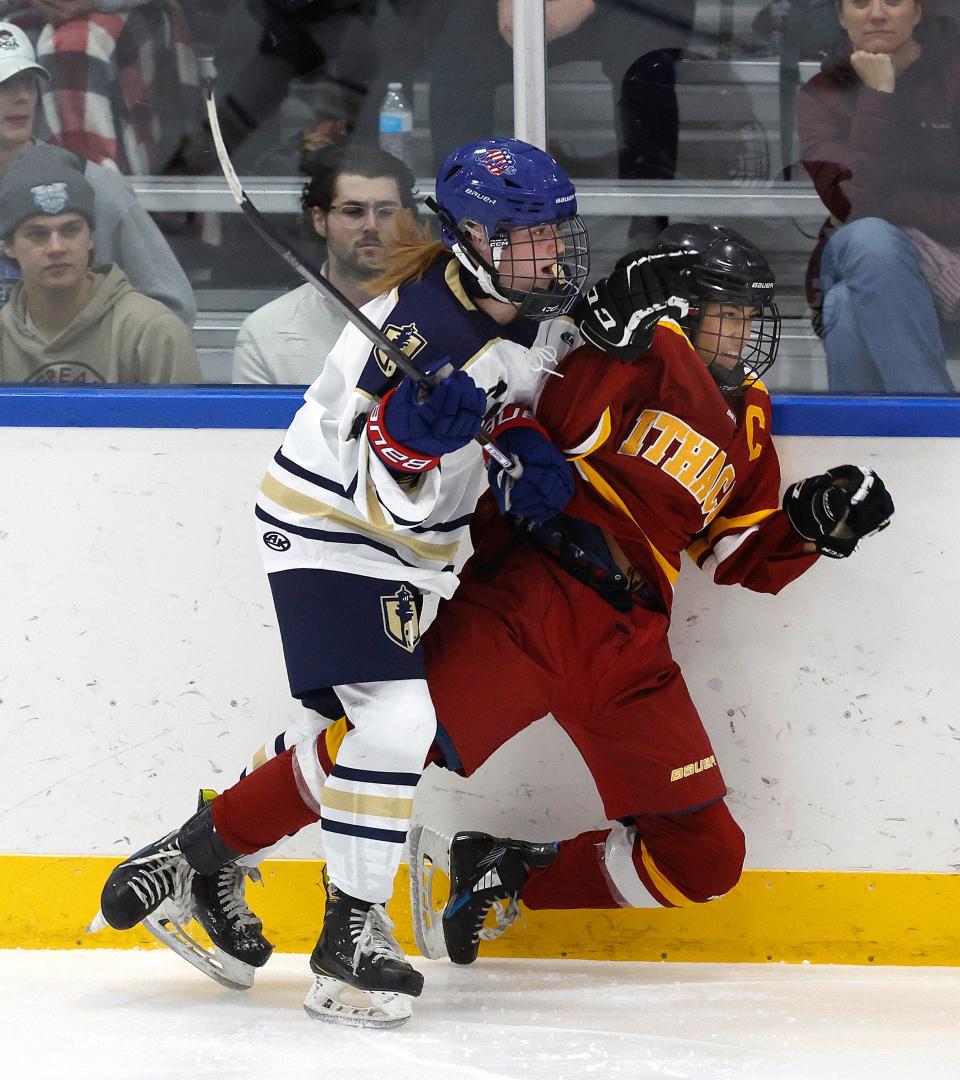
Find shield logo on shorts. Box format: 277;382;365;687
380;584;421;653
375;322;427;379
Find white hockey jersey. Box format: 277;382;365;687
255;257;580;603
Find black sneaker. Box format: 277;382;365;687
192;863;273;969
100;831;185;931
309;870;423;998
442;832;558;965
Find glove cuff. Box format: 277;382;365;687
483;404;548;464
484;402;546;438
367;387;441;474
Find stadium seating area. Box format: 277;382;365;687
144;0;958;389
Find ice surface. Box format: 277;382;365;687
4;950;960;1080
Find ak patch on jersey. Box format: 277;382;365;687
380;584;421;653
263;530;291;552
375;322;427;379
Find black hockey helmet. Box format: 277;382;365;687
653;222;780;393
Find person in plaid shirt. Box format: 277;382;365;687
0;1;200;174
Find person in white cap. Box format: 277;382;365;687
0;20;196;327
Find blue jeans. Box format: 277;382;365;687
820;218;955;394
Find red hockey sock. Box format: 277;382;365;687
211;747;320;854
521;830;620;910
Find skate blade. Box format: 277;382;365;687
86;909;109;934
144;901;255;991
408;824;452;960
303;975;413;1029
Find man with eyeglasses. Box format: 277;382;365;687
231;143;416;384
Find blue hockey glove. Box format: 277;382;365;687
487;416;574;523
367;368;487;473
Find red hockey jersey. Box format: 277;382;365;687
535;320;818;610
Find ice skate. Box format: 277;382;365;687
303;869;423;1028
173;789;273;989
98;830;186;932
94;799;256;989
137;861;272;992
408;824;454;959
191;863;272;969
409;826;557;965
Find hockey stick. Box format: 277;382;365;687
199;58;516;474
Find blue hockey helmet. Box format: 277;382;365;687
431;138;589;320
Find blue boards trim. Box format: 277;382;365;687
0;387;958;436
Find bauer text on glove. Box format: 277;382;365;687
367;369;487;474
485;406;574;523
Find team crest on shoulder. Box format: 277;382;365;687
474;147;517;176
381;584;421;653
375;322;427;378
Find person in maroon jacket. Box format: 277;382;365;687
796;0;959;394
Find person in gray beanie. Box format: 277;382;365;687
0;148;200;384
0;143;96;240
0;21;195;327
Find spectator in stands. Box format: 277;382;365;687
0;24;195;324
797;0;958;393
0;1;201;175
214;0;380;162
0;146;200;382
232;144;416;386
427;1;695;192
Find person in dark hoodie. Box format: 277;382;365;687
0;148;200;384
797;0;959;394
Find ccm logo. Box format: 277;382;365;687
263;531;291;552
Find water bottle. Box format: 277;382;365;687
379;82;413;167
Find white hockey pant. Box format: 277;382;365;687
289;678;436;904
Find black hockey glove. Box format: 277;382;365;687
575;249;698;360
783;465;894;559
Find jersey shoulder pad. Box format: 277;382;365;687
355;260;488;395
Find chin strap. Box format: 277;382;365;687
450;240;515;307
426;195;517;308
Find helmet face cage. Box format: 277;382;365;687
435;138;590;320
683;297;781;395
466;214;590;320
656;222;780;394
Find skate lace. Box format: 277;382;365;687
476;897;521;944
216;864;262;928
350;904;405;973
167;858;195;923
125;842;184;911
527;344;562;379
